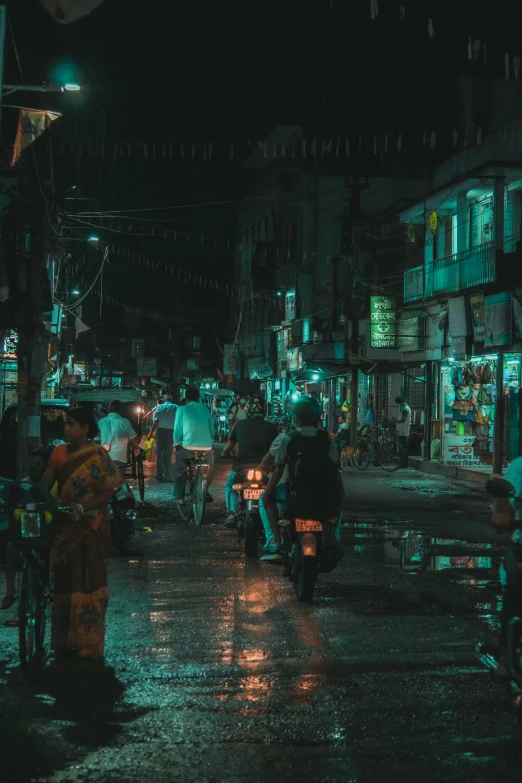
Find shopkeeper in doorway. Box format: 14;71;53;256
391;396;411;468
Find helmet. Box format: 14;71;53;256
246;396;266;419
292;397;322;426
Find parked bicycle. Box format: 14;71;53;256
129;448;145;501
9;479;68;672
177;450;212;526
353;426;404;472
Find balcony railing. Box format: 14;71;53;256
403;243;495;301
404;265;423;303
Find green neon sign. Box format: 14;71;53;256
370;296;397;349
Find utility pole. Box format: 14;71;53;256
423;360;433;461
349;181;362;446
16;195;47;478
1;20;48;477
493;352;505;474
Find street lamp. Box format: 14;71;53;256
72;288;80;295
2;82;81;96
88;235;99;243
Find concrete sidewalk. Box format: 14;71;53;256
408;455;492;485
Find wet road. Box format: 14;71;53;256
1;457;521;782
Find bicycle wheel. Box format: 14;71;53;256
137;457;145;501
378;441;403;472
19;559;46;673
353;439;372;470
192;470;206;526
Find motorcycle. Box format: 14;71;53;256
279;513;344;602
477;475;522;715
232;469;268;557
216;414;229;443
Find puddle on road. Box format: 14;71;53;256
344;521;503;577
391;479;480;499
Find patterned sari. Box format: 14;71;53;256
50;444;122;658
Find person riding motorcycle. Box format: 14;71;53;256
259;397;344;561
222;397;278;528
227;394;248;428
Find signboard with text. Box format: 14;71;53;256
370;296;397;349
443;435;481;468
223;344;240;377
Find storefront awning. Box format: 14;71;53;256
346;351;426;380
295;361;348;382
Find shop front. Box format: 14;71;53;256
439;353;521;472
294;362;350;431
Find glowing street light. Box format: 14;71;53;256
72;288;80;295
2;82;81;96
88;235;99;242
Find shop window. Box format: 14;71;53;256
438;355;522;469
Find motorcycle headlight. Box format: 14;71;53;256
219;415;226;421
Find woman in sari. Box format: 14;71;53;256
43;407;122;659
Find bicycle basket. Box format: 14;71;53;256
9;482;55;550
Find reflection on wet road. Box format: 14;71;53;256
1;463;521;782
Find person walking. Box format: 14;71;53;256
42;407;122;659
391;395;411;468
172;387;215;505
97;400;141;478
149;394;178;482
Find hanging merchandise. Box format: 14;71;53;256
451;365;464;387
463;362;478;386
441;355;520;469
453;385;476;422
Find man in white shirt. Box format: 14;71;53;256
149;394;178;482
97;400;140;478
391;396;411;468
172;387;215;502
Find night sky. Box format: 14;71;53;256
4;0;522;357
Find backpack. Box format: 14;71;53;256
286;430;341;520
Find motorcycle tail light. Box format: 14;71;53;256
301;533;317;556
247;469;255;481
254;470;263;481
232;484;242;490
